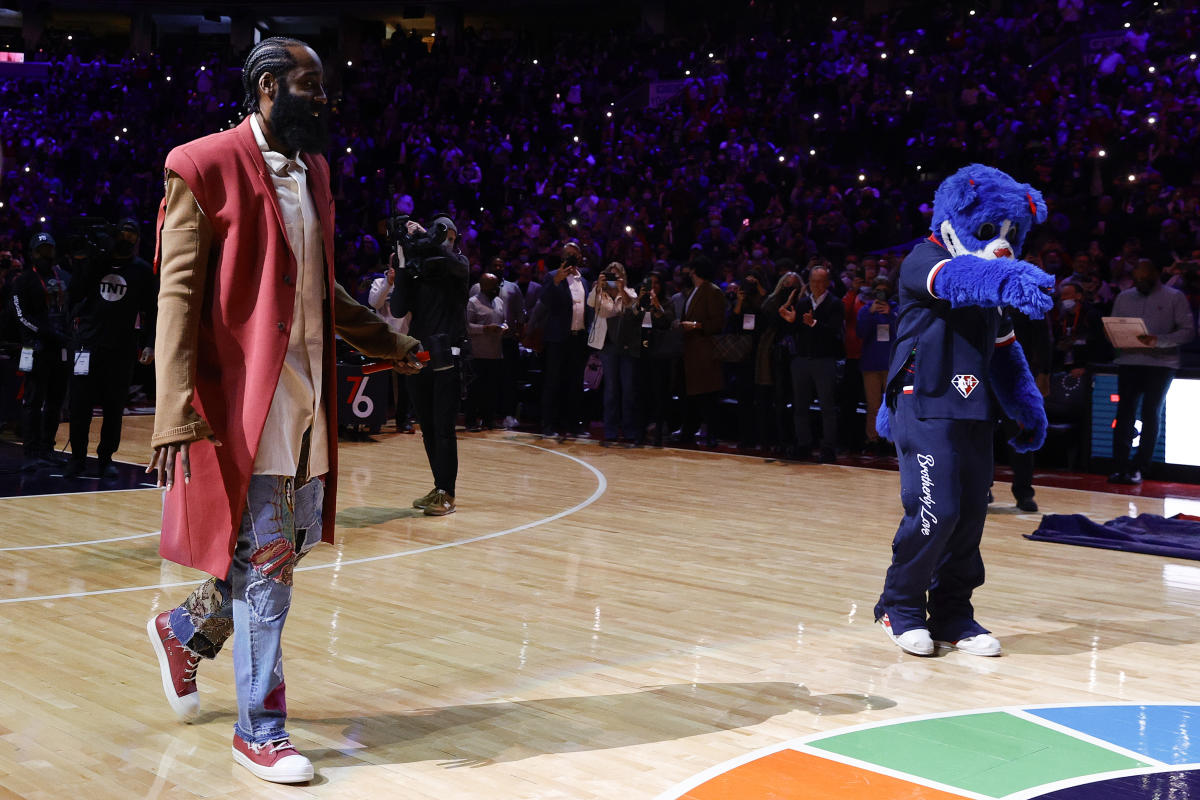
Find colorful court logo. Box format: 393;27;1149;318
655;704;1200;799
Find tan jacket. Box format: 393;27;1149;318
152;174;419;448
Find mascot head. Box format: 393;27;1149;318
932;164;1047;260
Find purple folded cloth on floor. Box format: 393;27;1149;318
1027;514;1200;561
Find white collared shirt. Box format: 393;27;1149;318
567;273;586;331
249;113;329;478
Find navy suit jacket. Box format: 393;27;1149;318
540;269;592;343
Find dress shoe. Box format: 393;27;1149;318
1108;471;1142;485
1015;496;1038;512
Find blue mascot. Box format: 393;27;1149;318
874;164;1052;657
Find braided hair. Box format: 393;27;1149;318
241;36;306;114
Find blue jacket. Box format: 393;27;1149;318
856;300;897;372
885;238;1014;420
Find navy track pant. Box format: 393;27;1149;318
874;396;994;641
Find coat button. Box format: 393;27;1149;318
283;274;293;285
278;322;285;332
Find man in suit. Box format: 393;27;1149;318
781;265;844;462
538;241;591;439
143;38;422;784
677;256;727;447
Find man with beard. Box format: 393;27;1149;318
63;218;157;479
1107;260;1194;484
144;38;423;784
9;233;69;467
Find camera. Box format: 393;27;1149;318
602;269;620;282
64;219;116;260
386;215;451;275
874;288;889;301
638;276;655;310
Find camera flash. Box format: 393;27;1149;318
858;173;866;181
812;112;820;120
1128;174;1136;182
1098;149;1106;157
570;219;578;226
625;225;633;233
778;155;785;162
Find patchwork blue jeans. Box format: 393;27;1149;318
168;475;321;744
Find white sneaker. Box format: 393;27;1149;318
937;633;1002;657
880;614;934;656
502;416;519;430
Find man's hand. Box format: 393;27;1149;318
406;221;426;236
139;346;154;365
386;267;396;286
392;352;425;374
1136;333;1159;347
803;310;815;327
147;441;194;489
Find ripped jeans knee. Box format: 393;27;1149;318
246;537;295;623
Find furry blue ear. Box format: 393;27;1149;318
1025;185;1048;225
931;168;980;230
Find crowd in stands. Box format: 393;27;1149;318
2;0;1199;464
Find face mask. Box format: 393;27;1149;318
1060;298;1077;311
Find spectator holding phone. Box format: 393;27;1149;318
857;277;898;454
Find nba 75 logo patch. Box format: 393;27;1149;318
951;374;980;398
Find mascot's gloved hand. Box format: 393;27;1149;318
876;403;892;442
933;256;1055;319
990;340;1047;453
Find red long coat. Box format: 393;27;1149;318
152;118;356;578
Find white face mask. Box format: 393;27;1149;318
939;219;1018;260
1060;298;1077;311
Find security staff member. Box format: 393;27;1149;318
391;216;469;515
10;233;70;467
64;219;157;478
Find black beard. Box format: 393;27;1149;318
269;80;329;155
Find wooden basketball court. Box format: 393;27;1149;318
2;415;1198;799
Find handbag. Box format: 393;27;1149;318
713;332;753;363
583;352;604;391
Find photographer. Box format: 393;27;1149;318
537;242;591;440
63;219;157;479
587;262;639;445
635;270;676;447
390;215;469;515
9;233;70;467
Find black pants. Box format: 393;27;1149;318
1001;416;1035;500
541;333;588;435
68;348;135;463
500;337;521;419
21;348;69;456
467;357;503;428
637;355;673;441
1113;364;1175;475
409;365;461;496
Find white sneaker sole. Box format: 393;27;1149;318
935;639;1003;657
232;747;314;783
881;619;934;656
146;617;200;722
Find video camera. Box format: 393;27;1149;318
386;215;452;276
63;218;116;261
